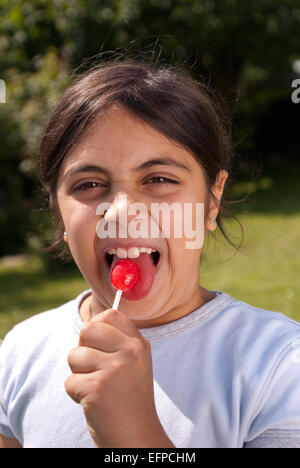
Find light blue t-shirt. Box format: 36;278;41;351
1;290;300;448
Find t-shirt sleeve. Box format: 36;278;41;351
244;430;300;448
244;338;300;448
0;333;18;439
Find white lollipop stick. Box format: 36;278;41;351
112;289;122;311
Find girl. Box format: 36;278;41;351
1;58;300;448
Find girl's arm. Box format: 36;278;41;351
0;434;22;448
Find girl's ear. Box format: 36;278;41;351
206;170;229;231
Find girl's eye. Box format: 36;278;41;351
71;177;178;193
144;177;179;185
72;181;107;192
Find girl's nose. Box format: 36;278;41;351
104;191;142;226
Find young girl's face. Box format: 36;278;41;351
56;105;227;326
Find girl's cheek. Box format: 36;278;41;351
61;199;95;230
59;202;98;257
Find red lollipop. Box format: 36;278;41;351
111;259;140;310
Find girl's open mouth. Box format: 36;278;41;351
104;245;161;301
105;249;160;268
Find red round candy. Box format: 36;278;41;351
110;259;140;291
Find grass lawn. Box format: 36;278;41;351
0;160;299;339
201;159;300;321
201;213;300;321
0;258;88;339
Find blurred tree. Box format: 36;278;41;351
0;103;28;255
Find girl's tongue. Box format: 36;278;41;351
110;253;155;301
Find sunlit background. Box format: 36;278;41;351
0;0;300;338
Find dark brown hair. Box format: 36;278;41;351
38;56;246;260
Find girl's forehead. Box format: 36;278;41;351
79;105;176;148
61;106;202;174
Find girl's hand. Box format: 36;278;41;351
65;308;174;448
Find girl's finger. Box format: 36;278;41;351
67;346;111;374
65;369;104;405
97;308;142;339
79;319;127;352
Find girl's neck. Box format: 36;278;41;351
79;287;217;328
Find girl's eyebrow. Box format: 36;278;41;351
134;157;191;173
64;164;109;180
64;157;191;180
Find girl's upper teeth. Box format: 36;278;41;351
106;247;156;258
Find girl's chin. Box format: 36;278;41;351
109;287;162;316
117;308;156;321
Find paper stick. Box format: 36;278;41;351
112;289;122;311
